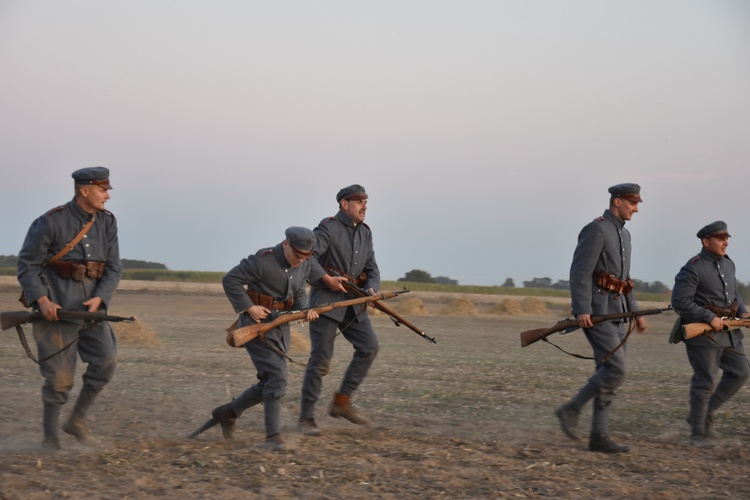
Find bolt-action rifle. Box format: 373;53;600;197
1;309;135;364
519;306;672;347
226;290;409;348
328;270;436;344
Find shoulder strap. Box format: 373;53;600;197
45;215;95;267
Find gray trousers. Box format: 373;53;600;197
300;307;379;419
569;320;628;434
685;334;749;432
232;326;289;437
33;320;118;406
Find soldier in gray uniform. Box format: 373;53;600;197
556;183;647;453
671;221;749;445
208;227;319;451
17;167;122;451
298;184;381;436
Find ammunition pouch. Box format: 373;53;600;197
246;290;294;311
594;271;635;298
700;300;738;319
50;261;106;282
323;266;367;288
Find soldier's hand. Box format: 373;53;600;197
322;274;347;293
709;316;725;332
248;305;271;323
83;297;103;313
305;309;319;322
577;314;593;329
37;296;61;321
635;316;648;333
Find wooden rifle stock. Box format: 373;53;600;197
519;306;672;347
336;278;436;344
682;318;750;340
226;291;408;348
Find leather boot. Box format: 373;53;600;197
63;387;101;447
329;392;370;425
297;417;322;436
555;404;580;440
42;403;61;451
263;433;287;452
211;403;237;439
588;433;630;454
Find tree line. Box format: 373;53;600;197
0;255;167;270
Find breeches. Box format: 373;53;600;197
583;320;628;404
33;320;118;405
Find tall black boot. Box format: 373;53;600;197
588;433;630;454
42;403;61;451
63;386;102;447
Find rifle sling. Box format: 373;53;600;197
14;323;85;365
702;331;746;357
540;320;635;365
540;335;594;361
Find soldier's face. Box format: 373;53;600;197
77;185;111;213
282;241;312;267
613;198;638;221
342;198;367;223
703;235;729;257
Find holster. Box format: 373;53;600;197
246;290;293;311
594;271;635;298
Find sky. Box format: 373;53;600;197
1;1;749;287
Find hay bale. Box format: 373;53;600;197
113;319;160;346
390;297;429;316
521;296;548;315
487;298;523;316
439;297;478;316
290;326;311;353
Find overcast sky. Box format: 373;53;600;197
1;1;749;287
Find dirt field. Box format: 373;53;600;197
1;277;749;499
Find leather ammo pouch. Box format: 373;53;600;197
51;261;106;282
323;266;368;287
701;300;738;318
594;271;635;298
246;290;293;311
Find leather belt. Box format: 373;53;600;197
246;290;293;311
701;301;738;318
51;261;106;281
594;271;635;298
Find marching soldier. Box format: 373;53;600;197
671;221;749;445
17;167;122;451
556;183;647;453
298;184;381;436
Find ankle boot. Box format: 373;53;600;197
329;392;370;425
588;433;630;454
555;404;581;440
211;403;237;439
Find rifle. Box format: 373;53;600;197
1;309;135;331
328;270;436;344
682;318;750;340
226;290;409;348
519;306;672;347
1;309;135;364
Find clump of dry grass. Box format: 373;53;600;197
440;297;478;316
114;319;160;346
390;297;429;316
487;298;523;316
520;296;548;315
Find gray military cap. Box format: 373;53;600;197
72;167;112;189
697;220;731;239
285;226;316;255
608;183;642;202
336;184;368;203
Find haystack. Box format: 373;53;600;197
440;297;478;316
487;298;523;316
113;319;160;346
389;297;429;316
520;296;548;315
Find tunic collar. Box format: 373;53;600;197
602;209;625;229
273;242;291;268
67;198;95;222
336;209;357;228
699;247;723;264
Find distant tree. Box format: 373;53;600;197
523;277;553;289
433;276;458;285
633;279;670;294
0;255;18;267
501;277;515;288
398;269;434;283
551;279;570;290
738;281;749;304
121;259;168;270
